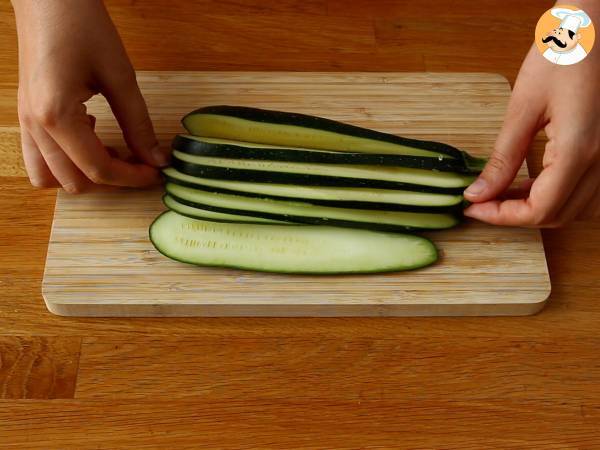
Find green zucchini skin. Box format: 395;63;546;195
165;183;461;232
171;157;468;195
172;134;476;174
163;171;462;214
182;105;487;172
149;211;439;274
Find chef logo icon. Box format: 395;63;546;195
535;5;595;65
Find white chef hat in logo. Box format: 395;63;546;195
551;8;592;33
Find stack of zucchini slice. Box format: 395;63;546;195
150;106;486;274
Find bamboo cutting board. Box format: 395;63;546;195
41;72;550;316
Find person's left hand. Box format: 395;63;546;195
13;0;167;193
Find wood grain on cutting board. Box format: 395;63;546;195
39;71;550;316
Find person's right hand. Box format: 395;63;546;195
463;1;600;227
12;0;168;193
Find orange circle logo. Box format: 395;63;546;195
535;5;595;65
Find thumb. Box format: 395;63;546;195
464;97;543;202
103;72;170;167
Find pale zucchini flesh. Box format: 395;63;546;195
165;183;460;231
150;211;438;274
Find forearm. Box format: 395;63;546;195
11;0;109;41
11;0;128;87
11;0;105;15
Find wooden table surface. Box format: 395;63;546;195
1;0;600;448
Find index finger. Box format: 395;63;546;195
45;109;162;188
464;155;582;226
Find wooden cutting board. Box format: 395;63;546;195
41;71;550;317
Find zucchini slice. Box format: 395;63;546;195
165;183;460;232
163;167;463;213
164;167;463;207
150;211;438;274
172;135;479;174
163;195;290;224
172;150;475;194
182;105;487;172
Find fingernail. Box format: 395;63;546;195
465;178;487;196
151;145;170;167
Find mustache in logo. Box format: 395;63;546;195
542;35;567;48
